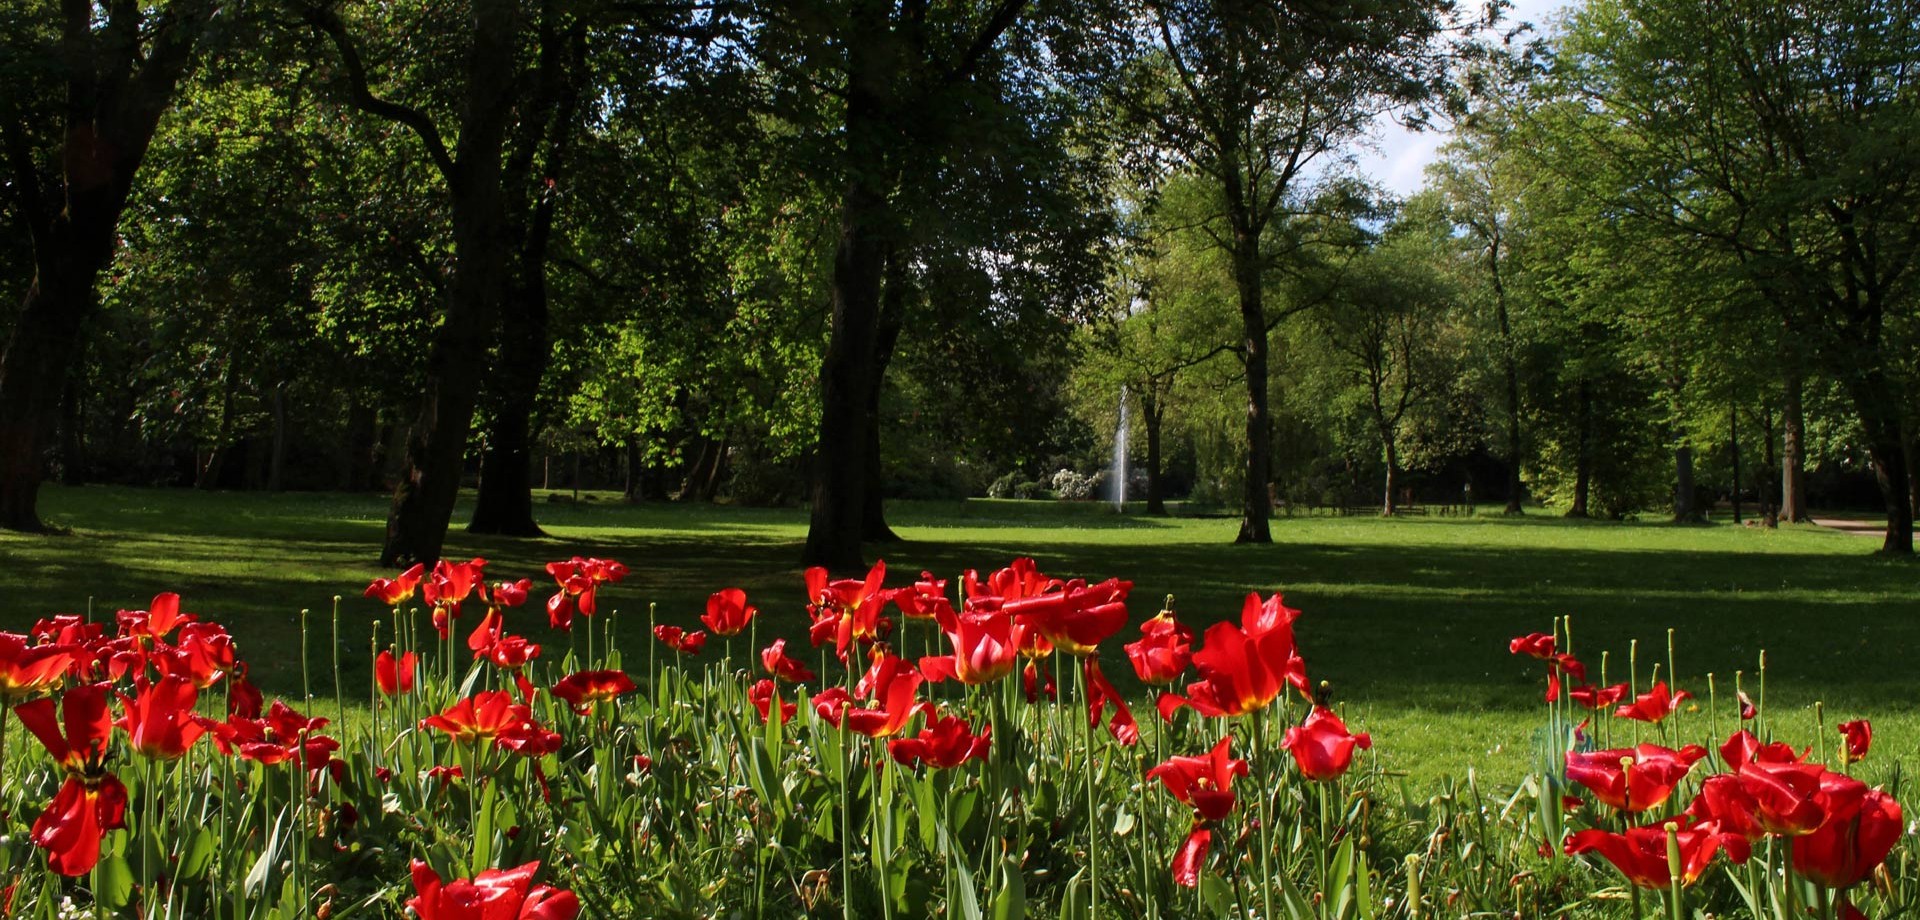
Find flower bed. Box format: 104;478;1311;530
0;555;1910;917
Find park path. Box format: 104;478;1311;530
1811;515;1884;537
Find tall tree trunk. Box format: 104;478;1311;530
1729;404;1741;524
861;246;906;543
59;360;85;486
268;383;288;492
1491;245;1524;514
1142;391;1167;516
1232;230;1272;544
1758;405;1777;524
198;355;240;490
1673;445;1698;522
1381;440;1398;517
379;0;520;566
467;271;547;536
344;402;378;492
1780;368;1810;522
1905;423;1920;522
803;12;892;571
1567;378;1592;518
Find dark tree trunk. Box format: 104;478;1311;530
1780;368;1810;522
1232;231;1272;544
378;0;521;567
59;361;85;486
344;403;379;492
802;11;892;572
1142;391;1167;516
467;265;547;536
624;441;642;501
1758;405;1778;524
1673;445;1699;522
861;246;907;543
268;383;288;492
198;355;240;490
1907;431;1920;522
1381;441;1398;517
1491;248;1524;514
1568;378;1593;518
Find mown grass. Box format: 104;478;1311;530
4;484;1914;788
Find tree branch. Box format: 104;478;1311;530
300;2;459;186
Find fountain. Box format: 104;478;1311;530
1112;386;1128;512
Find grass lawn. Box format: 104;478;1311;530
5;484;1915;788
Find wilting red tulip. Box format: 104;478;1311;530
701;587;756;637
653;625;707;656
551;670;637;715
496;717;563;758
155;621;236;688
424;558;488;612
892;572;954;621
1023;661;1055;703
1565;822;1725;889
1085;659;1139;746
1006;577;1131;658
1569;682;1629;711
887;705;990;769
814;653;923;738
485;578;533;608
376;650;418;696
366;563;426;606
918;607;1018;687
483;635;542;672
1738;690;1757;721
116;674;207;760
0;632;74;704
1125;610;1193;686
1565;744;1708;813
422;691;528;746
426;765;464;789
228;667;263;719
1615;681;1691;723
1686;774;1767;848
1736;761;1829;835
1719;729;1805;771
16;683;128;875
544;556;626;631
1283;706;1372;781
1838;720;1871;764
1795;784;1902;888
407;860;580;920
117;592;197;643
211;700;335;769
1146;736;1249;888
805;561;894;661
1157;601;1304;720
761;638;816;684
750;679;798;725
1509;632;1555;659
966;557;1057;603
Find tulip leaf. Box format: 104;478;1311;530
96;854;134;911
989;854;1026;920
1111;807;1135;836
179;826;216;879
1057;866;1089;920
244;812;285;897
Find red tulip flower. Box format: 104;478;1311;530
116;674;207;760
1085;659;1140;746
484;578;533;609
1838;720;1871;764
814;653;923;738
1737;690;1757;721
967;557;1057;602
424;557;488;612
1719;729;1805;771
919;607;1019;687
1509;632;1555;659
376;650;418;696
17;684;128;875
761;638;816;684
1686;774;1768;847
1023;661;1055;703
228;668;263;719
155;621;236;688
1568;682;1629;711
1283;706;1372;781
551;670;637;715
117;592;197;643
1006;577;1131;658
407;859;580;920
892;572;955;621
483;635;542;672
887;705;991;769
544;556;625;631
1615;681;1691;723
1146;737;1249;887
422;691;529;746
0;631;74;704
1565;822;1725;889
1736;761;1829;835
701;587;756;637
1564;744;1708;813
1157;598;1305;720
1794;784;1902;888
366;563;426;606
1125;610;1193;686
653;625;707;656
805;561;894;661
750;678;798;725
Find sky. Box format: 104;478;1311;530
1352;0;1572;197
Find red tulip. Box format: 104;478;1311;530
375;650;418;696
1124;610;1193;685
1564;744;1707;813
1006;577;1131;658
424;558;488;612
805;561;893;661
701;587;756;637
544;556;625;631
1023;660;1055;703
653;625;707;656
1568;682;1629;711
485;578;533;608
761;638;816;684
813;653;923;738
1085;659;1140;746
1686;774;1767;847
16;683;127;875
1565;822;1725;889
1146;737;1249;887
1738;690;1757;720
1838;720;1871;764
1157;600;1304;720
887;705;991;769
483;635;542;672
407;859;580;920
155;621;236;688
966;557;1057;602
750;679;798;725
918;607;1018;687
366;563;426;606
892;572;955;621
0;631;74;704
1283;706;1372;781
228;667;263;718
550;670;636;715
1509;632;1555;658
1735;761;1828;835
1795;784;1902;888
1718;729;1805;771
421;691;529;746
117;592;197;643
1614;681;1691;723
116;675;207;760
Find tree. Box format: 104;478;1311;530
0;0;222;531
